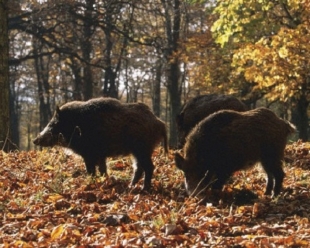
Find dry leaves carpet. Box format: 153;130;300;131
1;141;310;247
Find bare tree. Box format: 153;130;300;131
0;0;11;151
33;38;52;130
161;0;183;147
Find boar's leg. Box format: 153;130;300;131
211;171;231;191
98;158;107;176
273;166;285;196
83;157;97;176
83;157;107;177
130;161;144;187
131;154;154;191
262;159;285;196
264;169;275;196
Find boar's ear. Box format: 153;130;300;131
55;106;61;115
54;106;61;119
174;152;185;171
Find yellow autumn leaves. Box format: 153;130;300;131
211;0;310;103
231;24;310;101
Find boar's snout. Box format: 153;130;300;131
33;132;53;147
33;136;39;145
33;131;67;147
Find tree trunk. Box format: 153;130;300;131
291;93;309;141
152;57;162;117
103;65;118;98
102;7;118;99
0;0;11;151
70;57;83;100
167;61;181;147
9;78;19;148
102;1;130;99
80;0;95;100
102;38;121;99
33;39;52;130
161;0;182;147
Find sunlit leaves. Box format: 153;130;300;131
51;224;81;242
212;0;275;47
231;23;310;102
212;0;306;47
211;0;310;103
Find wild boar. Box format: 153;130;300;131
175;107;296;197
33;97;168;191
176;94;247;148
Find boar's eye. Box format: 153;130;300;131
47;119;61;134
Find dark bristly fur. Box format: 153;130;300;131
176;94;247;148
33;97;168;191
175;107;296;197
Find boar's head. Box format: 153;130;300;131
175;152;212;196
33;107;80;147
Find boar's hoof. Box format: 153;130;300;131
142;184;151;192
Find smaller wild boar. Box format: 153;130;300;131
33;97;168;191
176;94;247;148
175;107;296;197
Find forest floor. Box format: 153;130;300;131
1;141;310;247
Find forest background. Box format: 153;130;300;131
1;0;310;150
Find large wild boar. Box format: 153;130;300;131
175;107;296;197
176;94;247;148
33;97;168;190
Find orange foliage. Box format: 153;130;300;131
0;143;310;246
